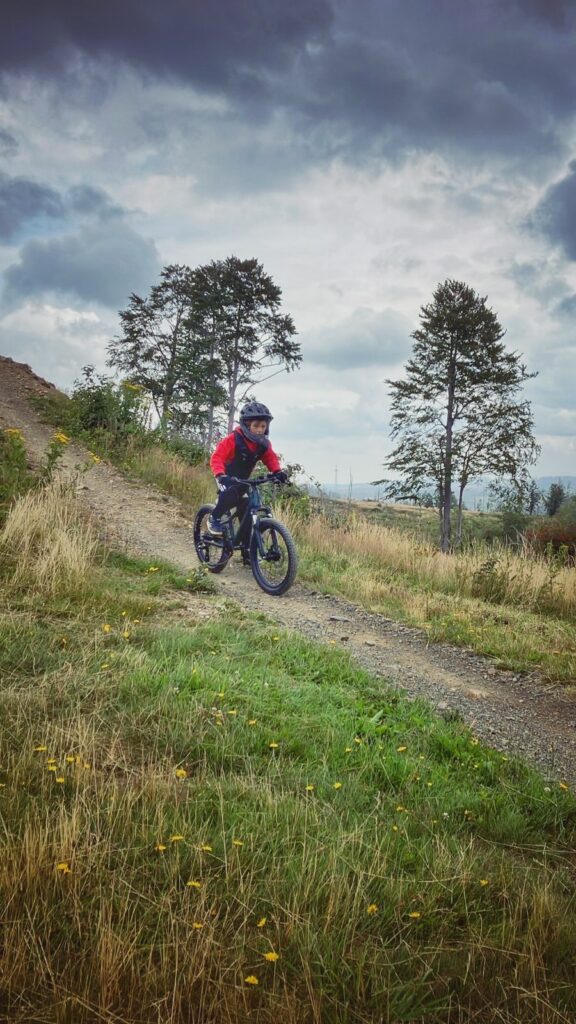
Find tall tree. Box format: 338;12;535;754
108;265;225;439
381;279;539;552
543;481;567;516
189;256;300;431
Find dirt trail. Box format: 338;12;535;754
1;355;575;784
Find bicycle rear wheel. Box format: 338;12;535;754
250;517;298;595
193;504;231;573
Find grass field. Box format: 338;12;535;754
1;482;576;1023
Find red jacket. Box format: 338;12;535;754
210;428;281;478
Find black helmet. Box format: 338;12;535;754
240;401;273;424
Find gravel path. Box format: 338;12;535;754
2;355;575;785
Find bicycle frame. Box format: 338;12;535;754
214;475;277;555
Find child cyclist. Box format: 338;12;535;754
208;401;288;561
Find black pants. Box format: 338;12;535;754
213;484;251;546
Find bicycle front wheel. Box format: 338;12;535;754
250;517;298;595
193;504;231;573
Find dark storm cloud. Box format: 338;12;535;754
2;221;160;308
0;0;332;88
0;127;18;156
67;184;124;219
532;162;576;260
305;308;411;370
2;0;575;161
0;172;65;241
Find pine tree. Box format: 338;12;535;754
382;279;539;551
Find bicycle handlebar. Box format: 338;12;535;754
228;474;282;486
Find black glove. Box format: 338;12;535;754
217;474;236;488
273;470;289;484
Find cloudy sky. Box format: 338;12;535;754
1;0;576;485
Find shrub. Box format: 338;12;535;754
526;522;576;565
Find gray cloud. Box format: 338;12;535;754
532;161;576;259
2;220;160;308
0;174;126;242
0;172;65;240
2;1;575;163
0;127;18;156
304;308;412;370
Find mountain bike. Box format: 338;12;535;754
193;474;298;596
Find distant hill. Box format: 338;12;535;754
317;476;576;508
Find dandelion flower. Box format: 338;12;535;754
170;835;185;843
345;747;353;753
245;975;259;986
55;777;65;784
56;862;71;873
306;784;314;792
367;904;378;915
102;623;112;633
228;709;238;716
147;566;160;573
47;766;57;772
408;911;421;919
200;844;213;853
257;917;267;928
263;951;279;962
479;879;489;886
46;758;57;764
248;719;257;726
559;782;569;791
192;922;203;930
397;746;407;753
34;745;47;752
155;843;167;852
186;880;202;889
122;631;130;640
175;768;187;779
333;781;342;790
269;741;279;749
354;737;362;745
217;691;225;698
232;839;244;847
65;756;75;763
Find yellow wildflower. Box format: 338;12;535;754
367;904;378;915
170;835;185;843
192;922;203;930
333;781;342;789
175;768;187;779
5;428;23;437
245;976;259;986
559;782;569;791
147;566;160;573
56;862;71;873
102;624;112;633
248;719;257;726
53;431;70;444
392;825;398;832
397;746;407;753
47;766;57;772
345;747;353;753
186;880;202;889
479;879;489;886
155;843;167;852
263;951;279;962
228;709;238;716
257;917;267;928
232;839;244;847
408;911;421;919
269;741;279;749
122;631;130;640
200;844;213;853
46;758;57;764
306;784;314;792
55;776;65;783
33;745;47;752
65;756;75;763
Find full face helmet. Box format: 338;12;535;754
239;401;273;436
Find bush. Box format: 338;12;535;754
67;366;151;440
526;522;576;565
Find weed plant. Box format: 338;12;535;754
1;487;575;1023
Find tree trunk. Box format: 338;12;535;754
455;482;466;548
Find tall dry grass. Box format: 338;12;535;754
127;446;214;509
0;480;98;597
289;511;576;621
